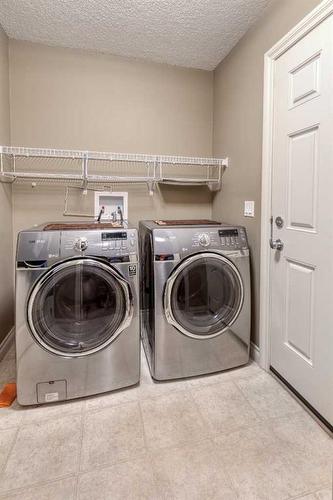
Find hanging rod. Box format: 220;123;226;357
0;145;229;192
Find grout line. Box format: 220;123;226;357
17;406;84;429
0;472;76;498
231;377;268;421
186;374;237;392
0;411;84;497
233;371;304;422
137;399;149;451
186;382;225;441
139;389;214;453
77;399;147;475
77;450;150;479
83;389;140;415
148;433;216;456
80;396;140;418
185;362;264;393
144;450;169;499
73;402;85;498
189;378;278;441
76;451;148;479
285;483;333;500
0;424;20;477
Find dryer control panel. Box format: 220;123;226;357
218;228;248;249
191;227;248;250
192;231;219;248
152;225;248;256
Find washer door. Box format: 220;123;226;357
164;253;243;339
27;258;133;357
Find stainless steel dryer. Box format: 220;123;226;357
16;221;140;405
139;220;251;380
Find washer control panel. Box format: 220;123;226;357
61;229;138;260
198;233;211;247
74;237;88;252
101;231;128;251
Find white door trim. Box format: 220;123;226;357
259;0;333;370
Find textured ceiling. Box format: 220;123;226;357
0;0;272;70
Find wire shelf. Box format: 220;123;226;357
0;145;228;192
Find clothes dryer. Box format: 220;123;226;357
139;220;251;380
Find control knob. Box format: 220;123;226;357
198;233;210;247
74;237;88;252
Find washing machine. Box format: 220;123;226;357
15;221;140;405
139;220;251;380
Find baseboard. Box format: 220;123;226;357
0;327;15;361
250;341;260;364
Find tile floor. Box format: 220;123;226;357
0;343;332;500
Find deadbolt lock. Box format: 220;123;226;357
275;216;284;228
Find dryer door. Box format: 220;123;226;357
27;258;133;357
164;252;243;339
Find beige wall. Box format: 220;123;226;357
9;41;214;235
4;1;323;347
212;0;321;346
0;26;14;343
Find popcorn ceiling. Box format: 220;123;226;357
0;0;271;70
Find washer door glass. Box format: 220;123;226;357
28;259;131;356
166;253;243;338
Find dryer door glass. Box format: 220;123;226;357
167;254;243;338
28;259;132;356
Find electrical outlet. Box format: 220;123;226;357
244;201;255;217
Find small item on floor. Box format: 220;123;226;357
0;383;17;408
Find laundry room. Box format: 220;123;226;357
0;1;332;499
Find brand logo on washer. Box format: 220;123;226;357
129;264;137;276
29;239;45;244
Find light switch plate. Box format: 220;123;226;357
244;200;255;217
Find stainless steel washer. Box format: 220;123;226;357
139;220;251;380
15;221;140;405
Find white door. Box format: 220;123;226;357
270;14;333;428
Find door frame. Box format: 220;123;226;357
259;0;333;370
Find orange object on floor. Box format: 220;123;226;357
0;383;17;407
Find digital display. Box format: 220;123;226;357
218;229;238;237
102;232;127;240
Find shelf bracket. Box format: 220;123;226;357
207;157;228;191
0;147;16;184
82;153;89;194
222;157;229;168
147;180;156;196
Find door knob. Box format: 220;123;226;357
270;216;284;251
269;238;284;251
